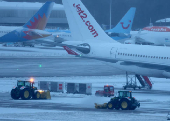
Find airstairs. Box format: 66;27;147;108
123;72;153;90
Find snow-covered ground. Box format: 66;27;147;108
0;46;169;120
0;46;71;57
0;76;170;120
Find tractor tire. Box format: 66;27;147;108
11;88;20;100
107;102;114;110
33;91;41;99
20;88;31;100
120;98;130;110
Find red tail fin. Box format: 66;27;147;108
63;46;79;55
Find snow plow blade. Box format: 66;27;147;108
39;90;51;99
95;103;108;109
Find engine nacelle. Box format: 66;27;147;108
76;43;90;54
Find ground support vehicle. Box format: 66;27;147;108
11;80;51;100
95;91;140;110
95;85;114;97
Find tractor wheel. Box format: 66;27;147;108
34;91;41;99
120;98;130;110
11;88;20;100
107;102;114;110
20;88;31;100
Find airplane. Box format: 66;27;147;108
143;26;170;32
105;7;136;41
130;30;170;45
62;0;170;79
0;1;54;43
126;19;170;45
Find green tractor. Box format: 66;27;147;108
107;91;140;110
11;80;51;100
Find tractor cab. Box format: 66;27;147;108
17;80;36;90
17;81;31;87
118;91;132;98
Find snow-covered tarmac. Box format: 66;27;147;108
0;46;169;121
0;76;170;121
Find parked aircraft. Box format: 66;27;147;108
62;0;170;79
0;1;54;43
130;30;170;45
105;7;136;40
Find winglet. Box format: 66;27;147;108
63;46;79;55
23;1;54;30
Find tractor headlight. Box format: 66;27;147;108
38;90;44;93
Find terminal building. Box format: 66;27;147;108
0;1;68;28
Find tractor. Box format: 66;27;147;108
11;79;51;100
95;91;140;110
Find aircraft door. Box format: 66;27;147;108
110;47;118;59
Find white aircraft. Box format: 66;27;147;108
129;30;170;46
62;0;170;78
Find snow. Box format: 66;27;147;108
0;46;169;120
0;76;169;121
0;107;165;121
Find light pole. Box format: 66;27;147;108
110;0;112;30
